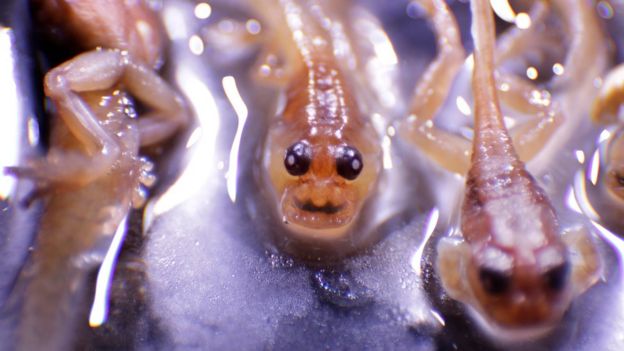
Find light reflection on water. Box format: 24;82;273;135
151;65;221;217
0;27;20;200
88;215;128;327
222;75;249;203
409;207;439;277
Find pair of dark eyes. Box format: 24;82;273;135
478;263;569;295
283;141;363;180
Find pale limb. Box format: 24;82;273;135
8;49;186;190
551;0;610;88
408;0;466;120
561;226;602;295
251;42;302;87
497;73;564;162
494;1;551;65
397;117;472;174
399;0;470;173
247;0;308;87
47;49;186;147
591;64;624;124
491;0;567;163
436;238;471;300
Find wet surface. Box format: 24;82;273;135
0;0;42;331
2;0;624;350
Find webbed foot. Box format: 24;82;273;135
561;226;602;296
436;237;471;301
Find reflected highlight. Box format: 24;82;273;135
222;76;248;203
410;208;439;277
88;216;128;327
0;27;20;200
194;2;212;19
153;66;220;215
489;0;516;22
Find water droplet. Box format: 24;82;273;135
597;1;614;19
218;19;235;33
246;19;261;35
311;269;372;308
526;66;538;80
189;35;205;55
26;117;39;146
267;252;295;268
259;64;271;77
194;2;212;19
515;12;531;29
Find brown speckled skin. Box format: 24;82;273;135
15;1;169;350
459;0;570;328
262;0;381;239
434;0;603;336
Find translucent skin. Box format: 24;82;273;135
436;0;602;337
259;0;382;240
466;0;569;327
9;1;186;350
17;88;146;351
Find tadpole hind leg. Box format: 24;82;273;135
8;48;187;202
398;0;470;174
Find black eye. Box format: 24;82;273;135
479;267;511;295
284;141;311;176
336;146;363;180
544;262;569;292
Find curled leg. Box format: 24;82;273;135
398;117;472;174
8;49;187;194
407;0;465;119
496;0;609;165
551;0;610;88
246;1;306;87
591;64;624;124
398;0;470;173
497;73;564;162
495;0;550;65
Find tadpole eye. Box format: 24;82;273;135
336;145;363;180
544;262;569;292
284;141;312;176
478;267;511;295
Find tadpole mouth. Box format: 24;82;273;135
296;200;344;214
280;185;357;231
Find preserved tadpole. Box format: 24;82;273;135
4;1;188;349
435;0;602;340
